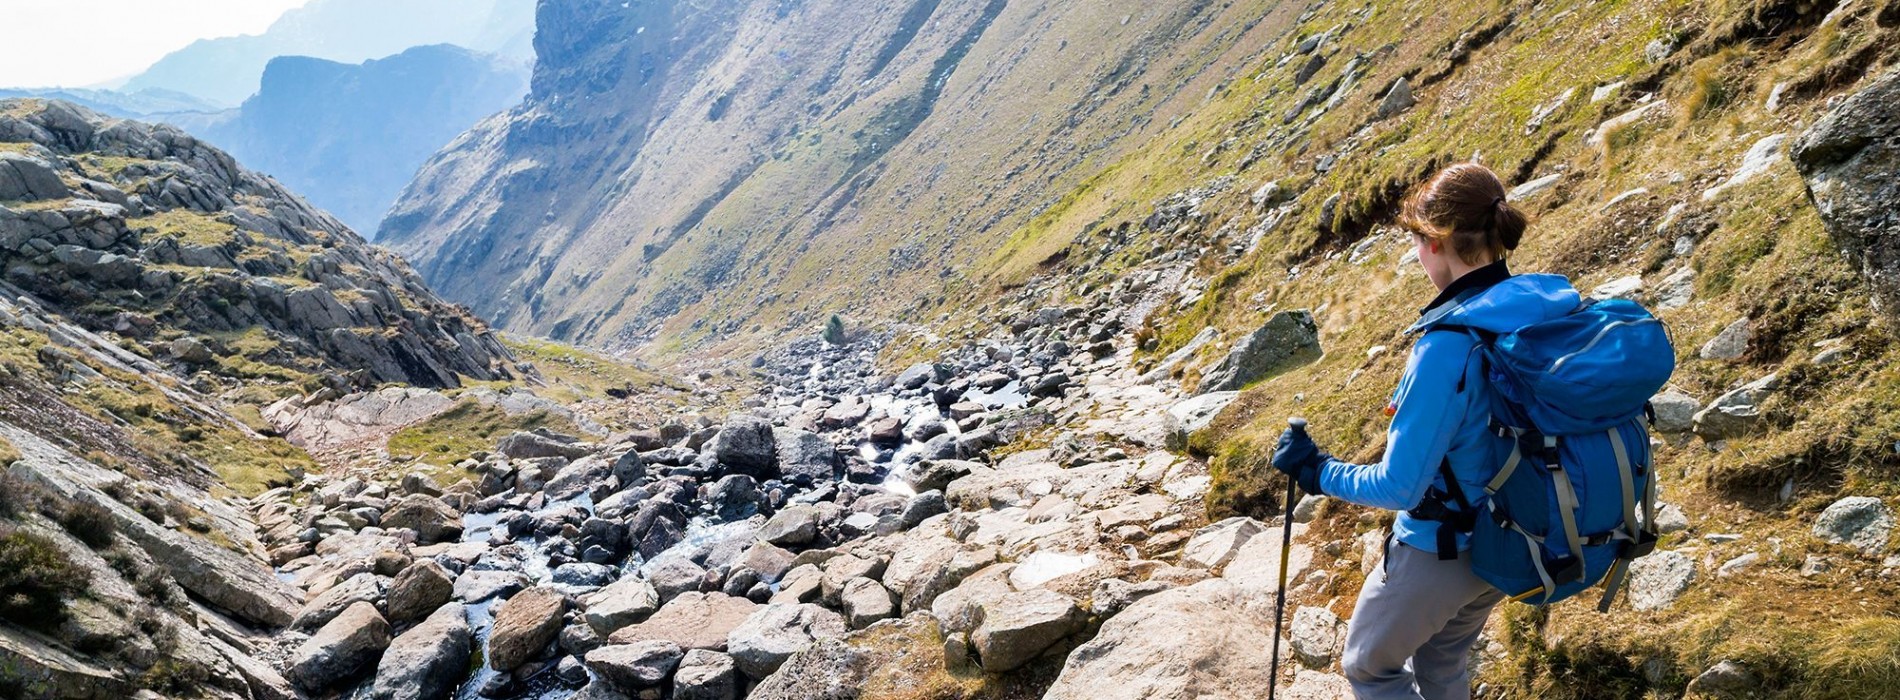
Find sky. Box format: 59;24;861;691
0;0;309;88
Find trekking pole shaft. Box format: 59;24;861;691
1267;417;1307;700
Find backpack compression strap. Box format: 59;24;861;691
1490;423;1588;584
1597;427;1660;612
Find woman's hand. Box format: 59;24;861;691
1272;425;1329;497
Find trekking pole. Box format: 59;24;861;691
1266;417;1306;700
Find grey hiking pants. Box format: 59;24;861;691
1342;537;1504;700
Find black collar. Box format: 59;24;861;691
1420;259;1512;316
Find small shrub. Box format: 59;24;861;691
0;526;82;631
58;501;116;549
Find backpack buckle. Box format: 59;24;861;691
1622;530;1659;559
1545;552;1586;584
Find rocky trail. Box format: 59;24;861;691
241;262;1374;700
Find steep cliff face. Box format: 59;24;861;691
383;0;1294;354
0;98;516;389
190;45;530;236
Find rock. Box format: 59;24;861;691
585;576;662;634
498;431;591;460
382;493;464;544
647;555;709;603
1645;37;1675;63
1649;389;1701;434
1510;173;1563;200
1291;495;1324;524
488;586;567;671
1685;660;1758;698
673;648;738;700
368;602;471;700
1196;311;1322;394
454;569;529;602
291;572;388;632
901;490;948;528
1702;134;1788;202
1793;66;1900;322
1586;100;1669;147
586;640;684;690
1716;552;1760;578
1699;318;1751;360
1289;605;1343;668
1652;502;1691;535
971;589;1086;672
1162;391;1238;451
1182;517;1267;571
707;415;778;477
773;427;838;484
1044;580;1275;699
1627;550;1695;611
741;541;798;584
287;601;392;693
1375;77;1416;119
1812;496;1894;555
1658;266;1696;310
387;559;455;623
760;505;822;547
894;363;937;390
706;474;770;520
901;459;977;494
609;592;760;651
1286;670;1355;700
1591;275;1644;301
727;603;849;678
839;577;898;630
553;562;619;591
0;152;69;201
1692;373;1779;440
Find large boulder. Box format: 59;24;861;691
386;559;455;623
585;641;685;691
1180;517;1267;571
291;572;388;631
706;415;779;477
382;493;464;544
0;152;70;201
585;576;662;634
726;603;850;679
773;428;838;485
971;589;1087;672
609;592;761;651
1043;580;1276;699
1289;606;1345;668
286;601;392;693
498;430;592;460
1195;310;1322;394
759;505;823;547
673;649;739;700
488;586;566;671
839;577;898;630
1627;550;1696;611
1792;65;1900;320
368;602;471;700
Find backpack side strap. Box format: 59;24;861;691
1598;427;1661;612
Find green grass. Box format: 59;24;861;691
129;209;237;248
386;398;582;463
499;334;677;404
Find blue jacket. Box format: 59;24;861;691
1318;269;1581;554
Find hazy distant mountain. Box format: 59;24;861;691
121;0;535;107
189;45;529;237
0;86;221;117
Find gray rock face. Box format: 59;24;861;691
839;577;898;630
672;649;738;700
382;493;464;544
1375;77;1416;119
1196;310;1322;394
1289;606;1344;668
369;602;471;700
1163;391;1238;450
647;555;709;603
727;602;850;679
707;415;778;477
773;428;838;484
1699;318;1751;360
586;641;685;690
1792;65;1900;321
498;430;591;460
1685;660;1758;698
1692;373;1779;441
454;569;529;602
1181;517;1266;571
1627;550;1695;611
608;592;761;651
1044;580;1277;699
1812;496;1894;556
488;586;566;671
292;572;388;631
759;505;822;547
970;589;1086;672
1649;388;1701;434
585;576;662;634
387;559;455;623
287;601;392;693
0;152;70;201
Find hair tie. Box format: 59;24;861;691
1493;196;1506;207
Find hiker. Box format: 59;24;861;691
1271;162;1573;700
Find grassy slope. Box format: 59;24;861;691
900;0;1900;695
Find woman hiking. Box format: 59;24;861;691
1271;162;1586;700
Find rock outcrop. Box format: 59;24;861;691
1793;65;1900;322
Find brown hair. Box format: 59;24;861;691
1398;163;1528;264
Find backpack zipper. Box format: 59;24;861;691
1548;318;1660;374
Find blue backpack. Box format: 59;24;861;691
1423;297;1675;610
